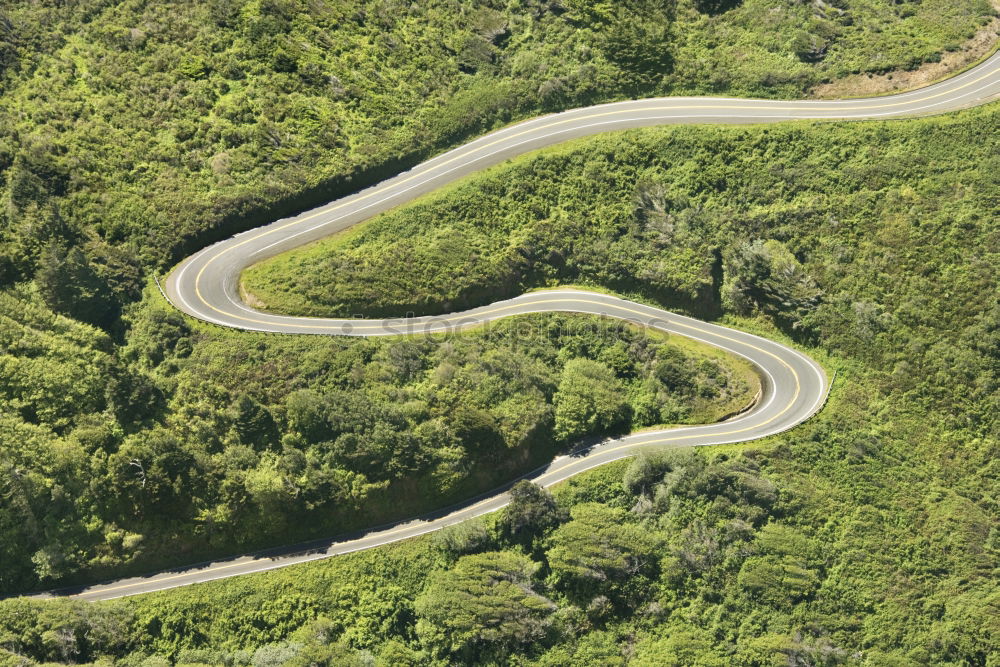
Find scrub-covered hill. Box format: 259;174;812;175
37;102;991;666
0;300;757;593
0;2;997;664
1;0;995;290
1;0;993;594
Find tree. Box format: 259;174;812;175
736;523;821;607
111;429;199;517
0;10;18;78
415;551;555;662
285;389;330;444
631;625;728;666
653;346;694;392
284;618;367;667
35;243;118;328
375;640;423;666
722;239;822;331
123;307;191;367
622;449;701;496
244;452;291;525
737;556;819;608
230;394;278;449
434;518;494;561
553;359;630;441
545;503;660;605
498;480;567;545
563;0;677;84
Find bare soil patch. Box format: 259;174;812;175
812;5;1000;99
239;282;269;310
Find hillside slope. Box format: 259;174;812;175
2;101;997;667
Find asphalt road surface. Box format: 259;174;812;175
46;50;1000;601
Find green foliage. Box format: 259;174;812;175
553;359;630;441
35;244;118;328
248;103;1000;384
736;523;822;608
432;517;495;562
0;1;997;663
3;101;999;664
545;503;660;607
722;238;822;331
4;102;999;662
497;480;567;546
1;0;989;305
1;406;996;664
0;303;747;593
414;551;555;662
69;103;993;665
631;625;728;666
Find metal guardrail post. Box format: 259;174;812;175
153;274;169;302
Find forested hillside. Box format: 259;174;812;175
1;0;992;594
246;101;999;342
0;0;998;664
1;301;755;593
5;102;992;665
1;0;994;297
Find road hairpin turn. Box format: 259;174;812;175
52;50;1000;600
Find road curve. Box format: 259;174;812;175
50;51;1000;601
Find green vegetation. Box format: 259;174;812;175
2;410;996;665
243;102;998;343
1;0;994;295
0;295;754;593
9;103;985;664
0;0;998;664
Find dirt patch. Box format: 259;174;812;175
812;6;1000;99
239;282;269;310
720;385;763;423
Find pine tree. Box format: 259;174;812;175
35;243;118;327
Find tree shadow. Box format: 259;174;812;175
695;0;744;16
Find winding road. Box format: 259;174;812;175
51;50;1000;600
